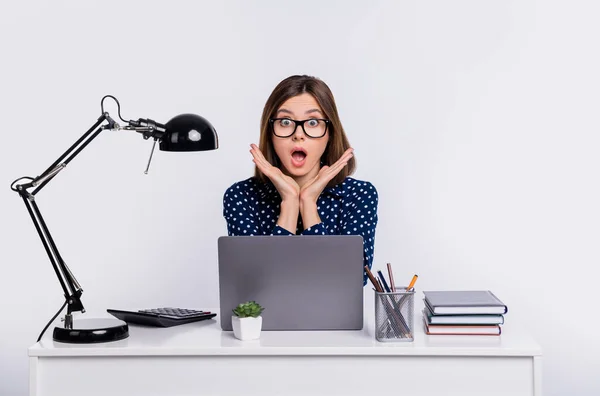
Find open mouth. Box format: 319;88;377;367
290;147;307;167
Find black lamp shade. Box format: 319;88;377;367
159;114;218;152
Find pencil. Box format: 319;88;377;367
407;274;418;291
387;263;396;292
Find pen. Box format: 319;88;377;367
377;270;391;293
406;274;418;291
364;266;383;292
387;263;396;292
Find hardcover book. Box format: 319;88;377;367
423;290;508;315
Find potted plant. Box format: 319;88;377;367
231;301;264;340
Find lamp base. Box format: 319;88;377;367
53;318;129;343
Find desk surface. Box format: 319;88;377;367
29;308;542;358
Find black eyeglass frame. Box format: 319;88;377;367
269;118;330;138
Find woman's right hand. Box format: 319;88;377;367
250;144;300;202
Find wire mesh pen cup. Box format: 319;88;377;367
374;287;415;342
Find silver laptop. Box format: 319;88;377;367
217;235;364;331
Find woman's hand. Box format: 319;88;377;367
250;144;300;202
300;148;354;205
251;144;301;234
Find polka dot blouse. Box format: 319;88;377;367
222;176;379;285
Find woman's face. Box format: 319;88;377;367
271;93;329;179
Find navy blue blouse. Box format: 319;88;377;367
222;176;378;285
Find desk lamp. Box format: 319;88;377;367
10;95;218;343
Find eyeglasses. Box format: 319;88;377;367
269;118;330;138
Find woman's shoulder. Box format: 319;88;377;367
224;177;272;199
225;177;257;191
340;177;378;195
338;177;378;209
224;177;259;195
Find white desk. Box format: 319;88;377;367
29;308;542;396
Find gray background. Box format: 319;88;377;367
0;1;598;395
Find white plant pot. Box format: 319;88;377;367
231;316;263;340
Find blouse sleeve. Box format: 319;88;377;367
302;182;379;285
223;183;293;236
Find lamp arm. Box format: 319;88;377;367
23;113;117;195
12;112;114;326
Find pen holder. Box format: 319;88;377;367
374;287;415;342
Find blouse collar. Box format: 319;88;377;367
258;178;345;200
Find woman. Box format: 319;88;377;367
223;75;378;285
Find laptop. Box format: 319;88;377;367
217;235;364;331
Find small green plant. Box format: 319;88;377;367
232;301;264;318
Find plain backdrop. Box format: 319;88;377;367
1;1;599;395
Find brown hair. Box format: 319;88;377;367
254;75;355;188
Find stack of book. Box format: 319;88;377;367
422;290;508;336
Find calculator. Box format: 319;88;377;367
107;308;217;328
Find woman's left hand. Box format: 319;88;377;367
300;148;354;205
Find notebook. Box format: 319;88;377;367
423;317;502;336
217;235;365;331
423;290;508;315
